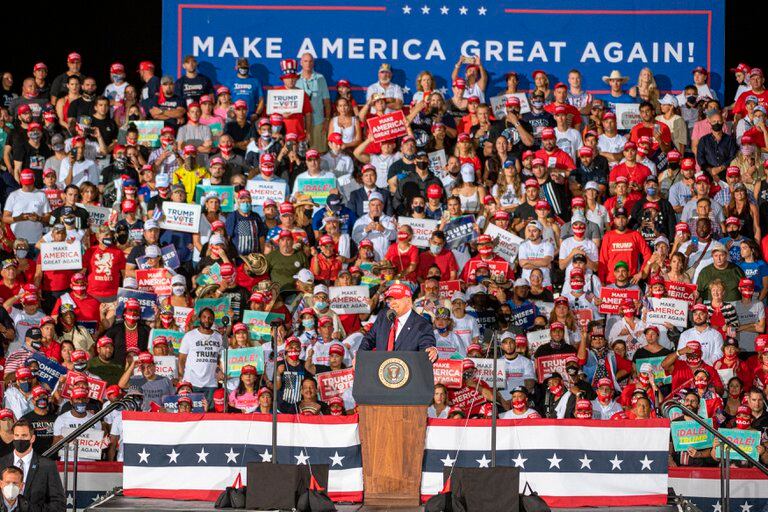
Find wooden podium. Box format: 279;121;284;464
353;351;434;508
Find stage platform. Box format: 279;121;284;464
87;493;677;512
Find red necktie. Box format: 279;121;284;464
387;317;399;351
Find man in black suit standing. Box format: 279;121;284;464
348;164;392;217
0;419;65;512
359;283;438;361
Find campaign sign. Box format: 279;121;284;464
116;288;157;320
489;93;531;117
715;428;761;462
671;419;714;452
367;111;407;142
428;149;447;172
132;355;178;379
266;89;304;115
615;103;642;130
136;268;173;296
438;280;461;300
60;427;108;461
226;346;265;377
526;329;551;354
194;296;231;327
246;180;287;206
433;359;463;389
598;288;640;315
484;223;523;264
535;353;571;383
164;0;724;103
40;242;82;271
77;203;111;228
469;358;505;387
242;309;283;341
666;281;697;306
133;120;165;148
162;392;206;413
60;373;107;401
575;308;594;331
329;286;370;315
444;215;476;249
161;244;181;270
466;260;509;281
295;176;336;205
195;185;235;212
397;216;440;248
635;355;672;385
159;201;202;233
30;352;68;391
173;306;193;329
647;297;689;328
149;328;185;354
316;368;355;401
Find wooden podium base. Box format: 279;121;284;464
358;404;427;508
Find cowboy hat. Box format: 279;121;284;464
243;253;268;276
601;70;629;84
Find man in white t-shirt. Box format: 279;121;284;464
57;136;100;186
3;168;50;244
677;303;724;365
450;292;481;352
8;292;44;354
597;112;627;168
558;213;599;277
52;387;101;448
179;308;224;403
517;220;555;286
365;63;403;112
499;333;535;401
553;105;583;161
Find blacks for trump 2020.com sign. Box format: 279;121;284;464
162;0;724;100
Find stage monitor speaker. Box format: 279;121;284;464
246;463;329;510
442;466;519;512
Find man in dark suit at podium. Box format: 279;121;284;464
359;283;438;362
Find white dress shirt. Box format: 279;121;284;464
15;449;33;482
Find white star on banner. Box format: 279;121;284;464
403;85;411;94
459;6;468;15
402;5;412;14
547;453;562;469
511;454;527;468
609;455;623;470
167;449;180;464
740;502;753;512
259;449;272;462
440;5;449;14
196;448;209;463
66;494;74;506
438;86;448;96
91;494;103;503
578;454;592;469
421;5;430;14
329;451;345;467
639;455;653;471
441;453;456;467
138;448;150;464
295;450;310;465
476;454;490;468
225;448;240;464
478;6;487;15
712;503;722;512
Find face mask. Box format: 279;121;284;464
14;249;27;259
111;74;125;83
531;100;544;109
315;301;328;310
548;383;563;396
412;205;425;214
415;161;429;170
512;399;527;411
72;284;86;293
36;398;48;409
262;168;274;177
114;156;127;169
260;133;271;141
403;151;415;160
125;312;140;323
436;326;448;334
430;244;442;255
19;382;31;392
286;349;300;359
652;291;664;298
571;281;584;291
239;202;251;214
476;275;488;284
2;484;20;502
646;187;657;196
161;316;174;327
102;237;114;247
128;114;140;121
686;356;701;368
572;226;586;237
238;67;249;75
12;439;30;454
172;285;185;296
597;390;612;403
566;366;578;375
302;319;315;330
686;95;697;104
29;132;42;141
711;123;723;132
550;339;563;350
694;379;708;389
73;402;88;414
74;362;87;372
31;341;42;350
736;417;751;429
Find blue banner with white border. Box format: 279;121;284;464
162;0;725;101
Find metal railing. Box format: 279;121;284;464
43;395;142;512
661;400;768;512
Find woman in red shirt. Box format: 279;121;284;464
83;226;127;301
385;225;419;283
310;235;342;284
39;316;63;362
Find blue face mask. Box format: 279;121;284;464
430;244;442;255
302;319;315;330
646;187;657;196
239;202;251;214
315;301;328;310
476;275;488;284
436;326;448;334
19;382;31;393
73;402;88;414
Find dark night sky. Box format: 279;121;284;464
1;1;763;103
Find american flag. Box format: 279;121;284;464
669;467;768;512
421;418;670;507
58;461;122;511
121;412;363;502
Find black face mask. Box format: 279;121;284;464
102;237;114;247
415;161;429;170
412;205;425;214
711;123;723;132
12;439;30;453
128;114;140;121
686;95;698;105
727;230;740;239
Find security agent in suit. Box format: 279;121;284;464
359;283;438;361
348;164;393;218
0;420;65;512
0;466;29;512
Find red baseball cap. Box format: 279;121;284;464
67;52;82;62
110;62;125;74
15;367;32;380
70;387;89;400
385;283;412;299
578;146;593;157
138;352;155;365
138;61;155;72
427;184;442;199
241;365;257;376
667;150;681;163
541;127;556;140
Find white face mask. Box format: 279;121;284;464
2;483;19;501
172;285;186;296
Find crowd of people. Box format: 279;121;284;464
0;52;764;473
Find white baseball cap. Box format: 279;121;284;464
293;268;315;284
313;284;329;296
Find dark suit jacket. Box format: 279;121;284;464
104;321;151;366
349;187;392;218
359;308;436;352
0;453;66;512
